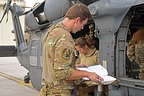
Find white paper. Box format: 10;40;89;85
77;65;116;84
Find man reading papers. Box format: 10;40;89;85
77;64;116;84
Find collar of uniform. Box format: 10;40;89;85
54;22;74;43
85;48;96;57
56;22;69;32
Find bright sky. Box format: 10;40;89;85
25;0;44;7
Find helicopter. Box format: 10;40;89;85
1;0;144;96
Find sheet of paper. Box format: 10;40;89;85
77;65;116;84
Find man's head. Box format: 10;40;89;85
63;3;92;33
65;3;92;22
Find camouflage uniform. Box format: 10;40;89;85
40;22;76;96
76;48;99;96
77;48;99;66
127;29;144;80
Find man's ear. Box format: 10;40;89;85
75;17;81;23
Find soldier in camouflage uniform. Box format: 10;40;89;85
127;28;144;80
75;35;99;67
75;35;99;96
40;3;103;96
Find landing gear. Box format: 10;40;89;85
24;72;30;83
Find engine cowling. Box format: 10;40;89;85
25;0;71;30
44;0;71;21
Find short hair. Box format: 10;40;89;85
65;3;92;22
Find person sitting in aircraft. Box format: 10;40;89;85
127;27;144;80
40;3;103;96
75;35;100;96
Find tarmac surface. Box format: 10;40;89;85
0;57;39;96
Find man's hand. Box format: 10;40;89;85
88;72;103;82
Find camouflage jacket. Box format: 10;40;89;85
127;28;144;65
42;22;76;90
127;40;144;65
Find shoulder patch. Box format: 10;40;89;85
62;48;71;59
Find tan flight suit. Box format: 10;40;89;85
77;48;99;66
127;28;144;80
40;22;76;96
76;48;100;96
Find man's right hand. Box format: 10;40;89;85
88;72;103;82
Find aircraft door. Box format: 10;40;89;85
111;5;144;96
28;32;43;90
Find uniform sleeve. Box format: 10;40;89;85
54;34;75;80
127;40;135;62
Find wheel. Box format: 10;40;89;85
24;73;30;83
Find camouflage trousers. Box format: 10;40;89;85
77;85;94;96
77;82;109;96
39;83;72;96
77;81;96;96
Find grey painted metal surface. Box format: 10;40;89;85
1;0;144;96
